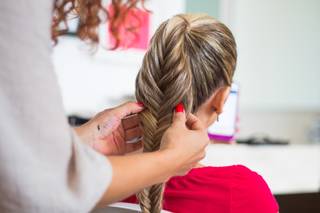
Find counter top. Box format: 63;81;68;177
201;144;320;194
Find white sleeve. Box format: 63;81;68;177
0;0;112;212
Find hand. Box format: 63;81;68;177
74;102;144;155
160;104;210;176
94;104;209;205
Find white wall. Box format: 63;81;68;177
224;0;320;111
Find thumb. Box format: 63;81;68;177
172;103;186;127
113;101;145;118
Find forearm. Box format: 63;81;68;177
96;150;175;207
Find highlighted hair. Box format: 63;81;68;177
135;14;237;213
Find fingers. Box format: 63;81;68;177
113;101;144;118
171;104;204;131
122;114;142;143
125;139;143;153
186;113;205;131
124;126;142;141
172;103;186;127
122;114;140;129
112;129;126;155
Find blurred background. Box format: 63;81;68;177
53;0;320;212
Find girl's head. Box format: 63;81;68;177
135;14;237;213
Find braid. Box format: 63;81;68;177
135;14;237;212
136;18;193;213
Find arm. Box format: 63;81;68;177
79;103;209;207
97;150;174;206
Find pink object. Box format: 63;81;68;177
124;165;279;213
107;4;150;49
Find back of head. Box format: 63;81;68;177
135;14;237;213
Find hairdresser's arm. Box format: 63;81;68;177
97;151;174;205
97;106;209;206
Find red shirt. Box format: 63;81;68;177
124;165;279;213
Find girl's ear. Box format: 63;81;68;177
210;86;231;114
194;86;231;127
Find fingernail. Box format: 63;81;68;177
137;101;144;107
175;103;184;113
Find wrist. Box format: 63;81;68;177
157;149;179;180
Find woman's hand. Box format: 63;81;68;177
74;102;144;155
97;104;210;205
160;104;210;176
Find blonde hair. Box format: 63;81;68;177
135;14;237;213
